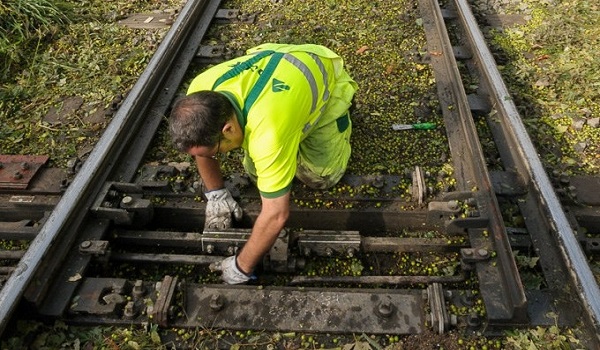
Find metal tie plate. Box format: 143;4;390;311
179;285;424;334
0;155;49;190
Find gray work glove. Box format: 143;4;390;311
209;256;251;284
204;188;243;229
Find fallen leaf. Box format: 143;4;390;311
555;125;568;133
356;45;369;54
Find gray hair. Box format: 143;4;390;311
169;91;233;152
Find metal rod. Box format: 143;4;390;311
109;252;222;265
289;274;465;285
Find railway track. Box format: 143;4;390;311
1;0;599;346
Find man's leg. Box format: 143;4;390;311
295;65;356;189
296;110;352;189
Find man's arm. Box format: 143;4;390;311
236;192;290;274
195;155;224;191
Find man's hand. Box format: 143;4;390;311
204;188;243;229
209;256;251;284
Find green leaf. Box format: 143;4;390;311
150;330;161;344
555;125;568;133
361;333;383;350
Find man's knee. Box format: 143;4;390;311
295;163;344;190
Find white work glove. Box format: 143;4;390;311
204;188;243;229
209;256;252;284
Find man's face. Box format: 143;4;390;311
187;142;221;160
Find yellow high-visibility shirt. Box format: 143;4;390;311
188;44;352;197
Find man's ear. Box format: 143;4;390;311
222;121;235;135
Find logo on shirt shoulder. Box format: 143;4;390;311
272;78;290;92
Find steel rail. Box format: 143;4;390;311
0;0;222;335
419;0;527;323
453;0;600;340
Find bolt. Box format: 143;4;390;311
123;301;136;319
205;244;214;254
466;209;480;217
20;162;29;170
447;200;459;210
80;240;92;249
0;162;3;169
450;314;458;326
325;247;334;257
461;291;474;306
478;249;489;258
346;248;356;258
209;293;225;311
133;280;145;298
13;171;23;180
121;196;134;205
60;179;70;190
463;249;473;256
377;300;394;318
112;283;124;295
303;247;311;257
227;245;237;255
168;305;176;319
173;179;184;191
467;312;481;327
66;158;77;168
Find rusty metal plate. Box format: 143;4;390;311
180;285;424;334
0;155;49;190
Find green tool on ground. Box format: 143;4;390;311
391;122;436;131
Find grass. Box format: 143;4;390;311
0;0;180;166
0;0;70;80
487;0;600;175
